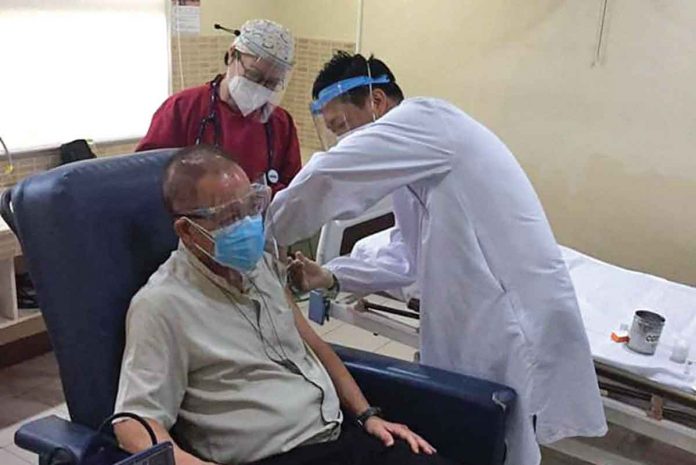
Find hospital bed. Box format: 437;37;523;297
2;150;516;465
312;200;696;465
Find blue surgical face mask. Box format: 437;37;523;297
189;214;266;273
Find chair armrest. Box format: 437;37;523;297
333;345;515;465
15;415;126;465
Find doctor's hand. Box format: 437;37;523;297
287;252;334;291
364;417;436;455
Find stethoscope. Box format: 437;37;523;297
196;74;280;186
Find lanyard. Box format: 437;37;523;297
263;123;279;185
195;75;223;147
196;74;279;185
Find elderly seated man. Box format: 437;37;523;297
113;145;455;465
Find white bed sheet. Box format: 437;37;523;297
561;246;696;393
350;231;696;393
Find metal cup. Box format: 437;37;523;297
627;310;666;355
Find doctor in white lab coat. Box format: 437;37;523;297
267;52;607;465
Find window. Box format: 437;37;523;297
0;0;170;152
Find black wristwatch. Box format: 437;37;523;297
356;406;383;428
323;272;340;300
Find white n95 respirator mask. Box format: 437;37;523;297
228;76;276;118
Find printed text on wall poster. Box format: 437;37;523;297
172;0;200;35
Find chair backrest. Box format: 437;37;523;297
10;150;178;429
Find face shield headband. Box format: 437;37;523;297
309;75;391;151
309;74;391;115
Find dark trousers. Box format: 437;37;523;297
247;423;457;465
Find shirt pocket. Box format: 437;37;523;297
262;303;306;359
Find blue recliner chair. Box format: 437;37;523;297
6;150;515;465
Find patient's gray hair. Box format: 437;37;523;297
162;145;240;215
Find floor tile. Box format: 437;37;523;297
0;397;54;429
0;424;16;448
0;362;60;397
19;378;65;407
49;403;69;420
19;353;60;377
296;298;345;336
0;402;70;450
5;443;35;464
322;324;390;352
309;317;345;336
0;383;14;401
375;341;418;362
0;447;30;465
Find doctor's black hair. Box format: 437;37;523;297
312;51;404;106
162;145;241;216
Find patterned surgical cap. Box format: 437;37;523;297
233;19;294;70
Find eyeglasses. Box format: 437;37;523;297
233;51;286;91
175;183;270;228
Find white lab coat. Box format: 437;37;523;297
268;97;607;465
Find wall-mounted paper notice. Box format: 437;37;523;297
172;0;200;36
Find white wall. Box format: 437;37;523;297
201;0;357;41
361;0;696;285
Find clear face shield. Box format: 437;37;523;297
180;182;271;228
177;183;285;272
310;74;391;151
227;49;293;123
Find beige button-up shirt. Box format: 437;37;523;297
115;243;342;464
